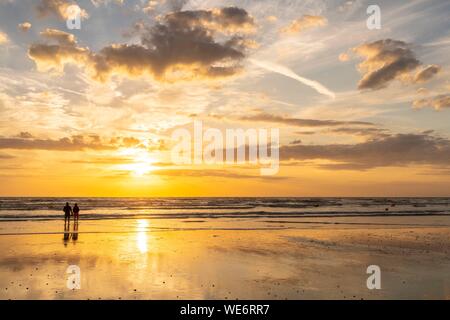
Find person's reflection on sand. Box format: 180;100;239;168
63;220;79;246
63;222;70;246
72;221;79;242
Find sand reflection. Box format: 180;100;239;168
136;219;149;254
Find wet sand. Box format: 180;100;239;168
0;216;449;299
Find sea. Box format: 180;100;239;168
0;197;449;221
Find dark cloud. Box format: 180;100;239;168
16;132;34;139
327;127;390;138
354;39;423;90
414;64;441;83
280;133;450;170
0;134;152;151
239;112;374;128
0;135;114;151
28;7;255;82
163;7;256;33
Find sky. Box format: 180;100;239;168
0;0;449;197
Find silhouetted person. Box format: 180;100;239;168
63;202;72;226
73;203;80;221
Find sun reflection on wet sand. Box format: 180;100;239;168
136;219;149;254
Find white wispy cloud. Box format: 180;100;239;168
249;58;336;99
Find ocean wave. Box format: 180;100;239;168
0;210;449;221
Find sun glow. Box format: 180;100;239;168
116;147;157;176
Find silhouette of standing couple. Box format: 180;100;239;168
63;202;80;223
63;202;80;246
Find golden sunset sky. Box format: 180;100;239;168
0;0;449;196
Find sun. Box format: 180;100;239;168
116;147;157;176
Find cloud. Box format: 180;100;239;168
167;0;188;11
280;15;327;34
249;59;336;99
142;0;158;13
354;39;422;90
28;7;255;82
68;156;134;164
153;168;285;180
0;153;14;160
414;64;441;83
0;134;114;151
327;127;390;138
91;0;124;7
18;22;32;32
239;112;373;128
413;94;450;110
280;133;450;170
338;53;350;62
0;31;9;44
16;132;34;139
28;39;91;73
40;28;77;45
0;133;152;151
36;0;88;20
163;7;256;34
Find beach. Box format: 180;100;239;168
0;198;449;300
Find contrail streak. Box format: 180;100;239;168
249;58;336;99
